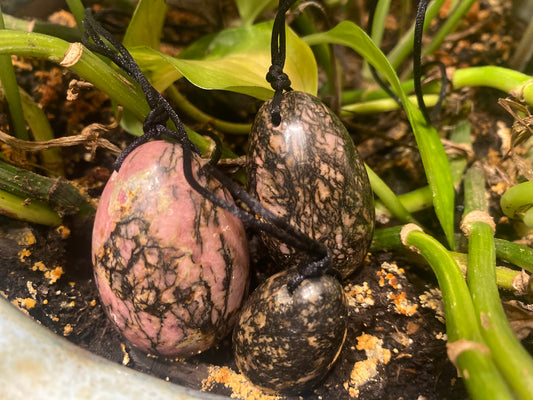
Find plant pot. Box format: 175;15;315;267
0;296;224;399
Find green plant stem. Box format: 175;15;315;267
0;10;28;140
2;14;81;42
370;0;391;49
342;78;442;106
465;221;533;398
341;94;439;115
0;30;213;154
402;226;513;399
451;251;530;295
0;81;65;176
0;30;149;120
374;186;432;222
341;80;417;105
453;66;533;105
494;238;533;274
387;0;446;71
500;181;533;225
0;188;61;226
65;0;86;32
166;85;251;135
0;160;94;219
524;207;533;228
370;227;530;294
16;88;64;176
463;163;487;215
463;166;533;399
495;266;529;295
362;0;392;81
365;164;417;224
370;225;403;252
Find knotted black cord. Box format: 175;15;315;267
413;0;431;124
82;9;332;292
366;0;401;107
266;0;296;126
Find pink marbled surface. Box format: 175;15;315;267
92;141;249;357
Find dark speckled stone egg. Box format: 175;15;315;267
233;269;347;394
92;141;249;358
247;91;374;278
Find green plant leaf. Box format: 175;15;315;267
131;21;318;100
304;21;455;248
123;0;168;48
235;0;277;27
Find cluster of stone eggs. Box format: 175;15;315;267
91;91;374;392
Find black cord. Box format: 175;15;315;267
266;0;296;126
81;7;332;291
413;0;431;124
422;60;449;121
83;9;193;168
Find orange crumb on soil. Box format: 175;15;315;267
32;261;47;272
202;366;281;400
18;248;31;262
356;333;378;351
344;282;374;308
12;297;36;310
48;10;77;28
120;343;131;365
90;299;97;306
346;334;392;397
490;181;508;195
419;289;445;324
45;266;64;284
56;225;71;239
17;231;36;246
63;323;73;336
389;292;418;316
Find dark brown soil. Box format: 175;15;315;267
0;215;467;399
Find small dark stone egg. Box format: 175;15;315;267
247;91;374;278
233;268;347;394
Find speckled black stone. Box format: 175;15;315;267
247;91;374;278
232;269;347;394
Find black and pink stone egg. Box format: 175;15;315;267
247;91;374;278
92;141;249;358
233;268;347;394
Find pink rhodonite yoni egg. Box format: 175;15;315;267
92;140;249;358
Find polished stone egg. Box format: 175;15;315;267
233;268;347;394
92;140;249;358
247;91;374;278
